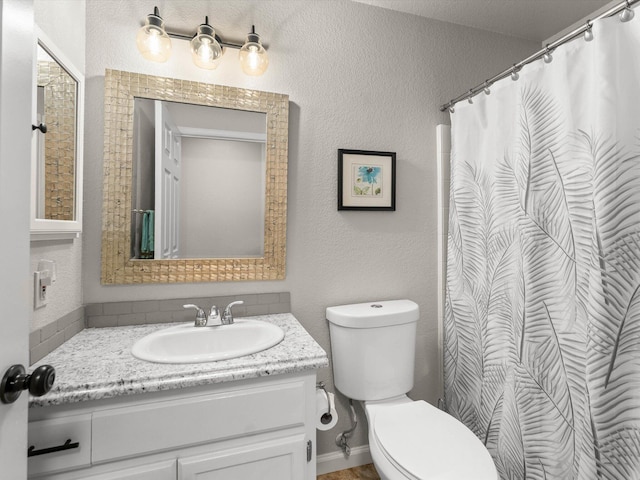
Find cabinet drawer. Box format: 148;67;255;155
83;460;175;480
28;414;92;477
92;380;306;463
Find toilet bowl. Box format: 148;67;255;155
327;300;497;480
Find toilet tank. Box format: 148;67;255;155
326;300;419;401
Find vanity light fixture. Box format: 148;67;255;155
239;26;269;76
136;6;172;62
190;17;222;69
136;6;269;75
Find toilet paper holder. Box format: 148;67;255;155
316;382;333;425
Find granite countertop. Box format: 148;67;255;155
30;313;328;408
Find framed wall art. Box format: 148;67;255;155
338;149;396;211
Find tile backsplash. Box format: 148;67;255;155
85;293;291;328
30;306;84;365
30;293;291;365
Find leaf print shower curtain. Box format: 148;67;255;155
444;14;640;480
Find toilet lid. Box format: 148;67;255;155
373;401;497;480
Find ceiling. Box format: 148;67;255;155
351;0;615;42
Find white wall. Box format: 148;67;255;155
30;0;85;331
83;0;538;456
180;137;265;258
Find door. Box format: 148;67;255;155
154;101;181;259
0;0;35;477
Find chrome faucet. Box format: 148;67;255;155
222;301;244;325
208;305;221;326
184;301;241;326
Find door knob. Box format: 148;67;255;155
0;364;55;404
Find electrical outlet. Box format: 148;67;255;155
34;271;48;309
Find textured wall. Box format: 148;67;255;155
31;0;85;332
83;0;538;456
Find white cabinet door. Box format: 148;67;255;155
178;435;306;480
83;459;175;480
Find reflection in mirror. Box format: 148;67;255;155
35;44;78;221
101;70;289;284
31;29;84;240
131;99;267;259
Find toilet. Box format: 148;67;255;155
326;299;497;480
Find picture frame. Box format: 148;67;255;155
338;149;396;211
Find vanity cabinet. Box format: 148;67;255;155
28;372;316;480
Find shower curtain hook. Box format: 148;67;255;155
467;89;474;104
584;20;594;42
483;81;491;96
620;0;634;22
543;44;553;64
510;64;520;81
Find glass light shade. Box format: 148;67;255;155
136;12;171;63
239;28;269;76
190;21;222;70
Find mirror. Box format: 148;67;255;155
31;29;84;239
132;99;267;259
101;70;289;284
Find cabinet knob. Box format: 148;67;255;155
0;364;55;404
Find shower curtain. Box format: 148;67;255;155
444;15;640;480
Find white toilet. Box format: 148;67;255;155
326;299;497;480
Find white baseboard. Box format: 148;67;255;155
316;445;372;475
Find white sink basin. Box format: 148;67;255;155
131;320;285;364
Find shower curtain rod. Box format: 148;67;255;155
439;0;639;112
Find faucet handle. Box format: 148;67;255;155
222;301;244;325
183;304;207;327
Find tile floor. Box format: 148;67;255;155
317;463;380;479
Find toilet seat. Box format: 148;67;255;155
372;400;497;480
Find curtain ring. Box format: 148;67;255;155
511;64;520;81
584;20;594;41
543;44;553;63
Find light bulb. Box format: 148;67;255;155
239;26;269;76
136;7;172;62
190;17;222;70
